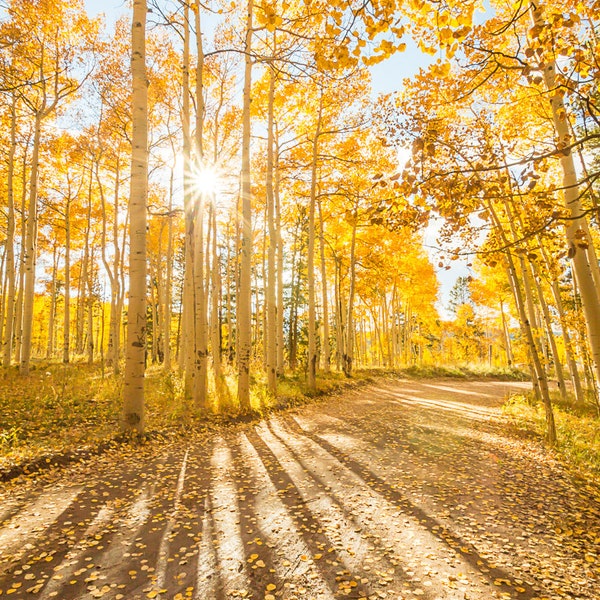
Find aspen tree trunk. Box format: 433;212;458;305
210;204;223;396
237;0;254;411
97;163;118;370
149;261;157;363
500;184;553;402
123;0;148;435
261;206;268;371
192;200;208;407
488;199;556;443
3;97;17;368
317;196;331;373
508;253;556;443
499;300;513;366
234;193;241;361
571;140;600;291
13;152;29;366
343;207;358;377
265;61;278;394
46;245;58;359
573;276;597;399
77;175;93;357
531;4;600;393
157;264;163;364
382;298;391;367
163;164;174;373
275;145;285;375
83;169;94;362
193;0;208;408
98;299;105;371
112;157;123;371
225;220;234;365
181;1;196;390
63;199;71;363
77;175;93;358
118;210;128;357
0;249;6;357
76;261;86;356
404;304;411;365
334;257;345;371
540;247;585;403
531;263;568;401
390;284;398;367
521;259;544;360
19;112;43;375
87;254;95;365
307;94;323;392
288;231;299;370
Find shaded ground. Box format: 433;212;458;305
1;378;599;599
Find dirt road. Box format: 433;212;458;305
1;378;599;600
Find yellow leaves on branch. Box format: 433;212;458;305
256;1;283;32
431;60;452;78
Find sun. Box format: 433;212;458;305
397;146;411;170
189;162;221;197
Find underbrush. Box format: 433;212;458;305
0;362;370;471
503;391;600;478
0;359;526;474
400;363;527;380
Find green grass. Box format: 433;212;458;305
503;391;600;479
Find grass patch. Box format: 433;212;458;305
0;359;527;476
349;364;528;381
503;391;600;479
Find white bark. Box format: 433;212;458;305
307;95;323;392
265;63;278;395
2;98;17;368
19;112;42;375
531;4;600;393
237;0;254;411
122;0;148;435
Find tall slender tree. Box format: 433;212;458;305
122;0;148;435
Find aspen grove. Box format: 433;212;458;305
0;0;599;446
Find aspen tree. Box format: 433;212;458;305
539;242;585;404
265;59;278;395
123;0;149;435
193;0;208;408
2;97;17;367
237;0;254;412
275;137;285;376
13;0;95;374
307;92;323;391
63;196;72;363
163;155;175;373
529;4;600;392
530;263;568;401
317;195;331;372
343;200;359;377
181;0;195;390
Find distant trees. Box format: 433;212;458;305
379;0;600;442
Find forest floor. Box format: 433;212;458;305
1;378;599;600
